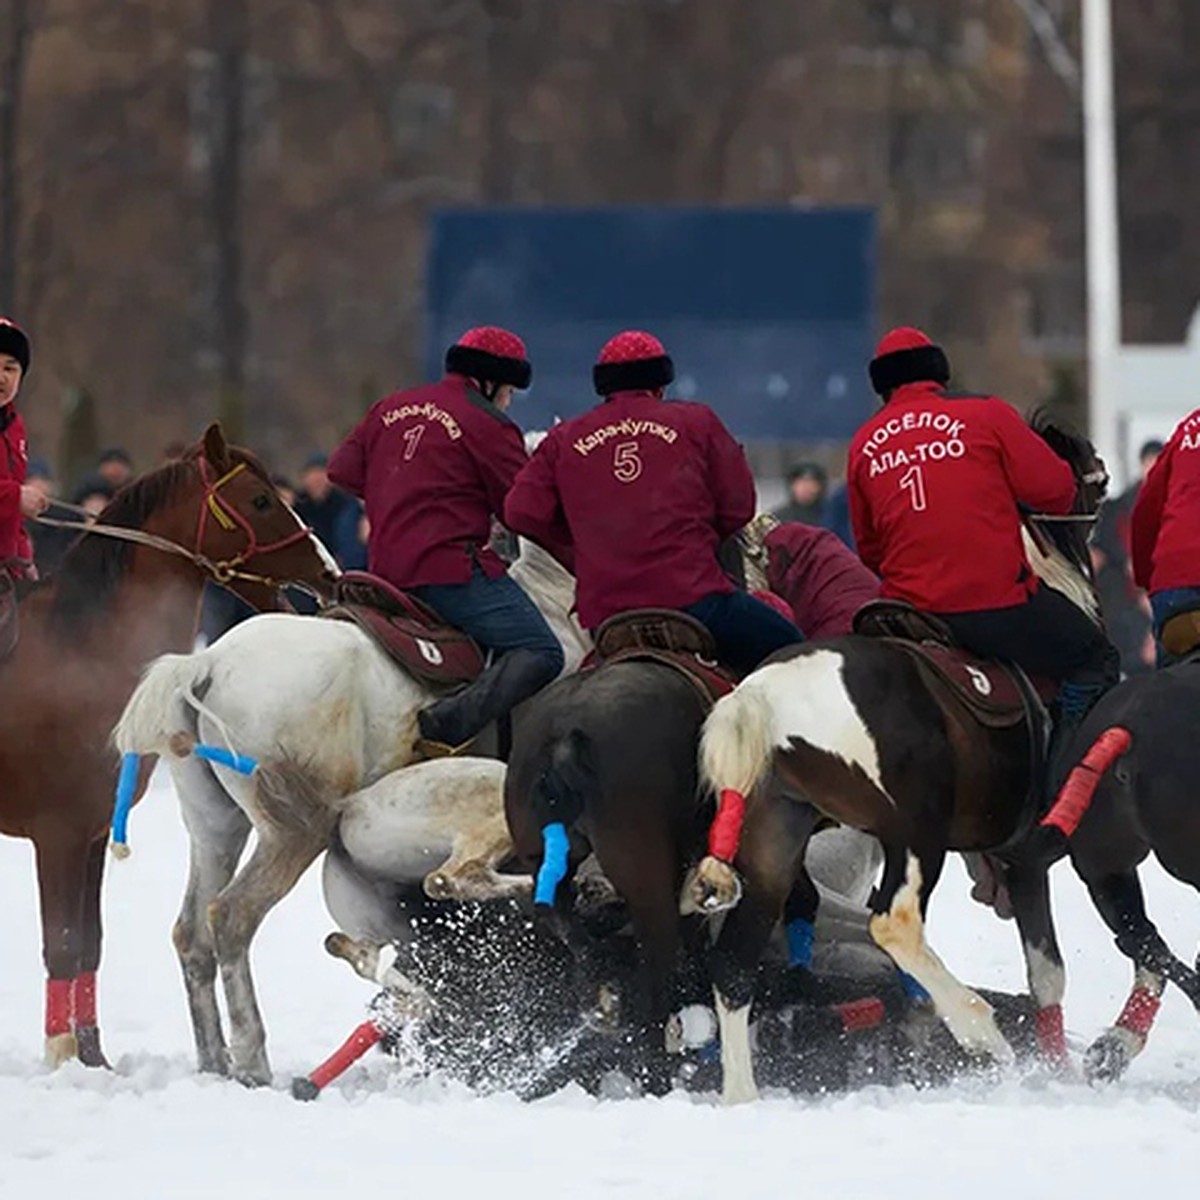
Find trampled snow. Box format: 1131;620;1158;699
2;768;1197;1198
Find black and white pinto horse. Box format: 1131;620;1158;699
690;412;1108;1102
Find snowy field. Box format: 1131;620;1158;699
2;767;1199;1199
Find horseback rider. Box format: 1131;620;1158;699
327;326;565;757
0;318;46;582
847;326;1118;773
504;330;803;675
1130;407;1200;664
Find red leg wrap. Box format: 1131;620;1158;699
1115;985;1162;1039
708;789;747;862
306;1021;384;1092
45;978;73;1038
1034;1004;1068;1064
72;972;98;1029
1041;727;1132;837
836;996;886;1033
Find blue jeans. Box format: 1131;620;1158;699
414;565;564;677
1150;586;1200;667
684;590;804;676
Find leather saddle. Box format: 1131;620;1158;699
588;608;736;708
853;599;1038;730
322;570;485;688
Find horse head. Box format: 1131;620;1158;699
1024;408;1108;622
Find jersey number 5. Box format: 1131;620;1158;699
402;423;426;461
899;464;927;512
613;440;642;483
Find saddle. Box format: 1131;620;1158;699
588;609;736;708
322;570;485;688
853;600;1036;730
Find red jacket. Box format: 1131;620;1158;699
328;375;528;589
765;522;880;639
0;406;33;577
505;390;755;629
847;382;1076;613
1131;407;1200;592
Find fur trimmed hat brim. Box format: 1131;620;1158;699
593;355;674;396
868;344;949;396
445;344;532;389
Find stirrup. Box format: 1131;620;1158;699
412;736;475;762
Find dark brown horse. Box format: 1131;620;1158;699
0;424;337;1067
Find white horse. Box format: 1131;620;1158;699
113;538;587;1083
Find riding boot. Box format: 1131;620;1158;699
1044;674;1112;799
415;648;556;759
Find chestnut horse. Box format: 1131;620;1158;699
0;424;337;1067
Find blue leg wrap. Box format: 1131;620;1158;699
192;743;259;775
785;917;815;969
111;752;140;850
899;970;931;1003
534;822;570;907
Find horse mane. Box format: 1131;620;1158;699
48;446;268;638
1024;407;1103;623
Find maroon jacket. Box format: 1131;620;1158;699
505;390;755;630
0;406;33;577
1131;407;1200;592
765;522;880;639
848;382;1076;613
328;375;528;589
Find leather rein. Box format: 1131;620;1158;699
34;458;317;593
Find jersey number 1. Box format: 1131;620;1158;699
402;423;426;461
899;464;927;511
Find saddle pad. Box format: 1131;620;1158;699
587;645;736;710
323;603;485;688
888;640;1029;729
595;608;717;661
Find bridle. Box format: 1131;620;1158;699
35;456;319;593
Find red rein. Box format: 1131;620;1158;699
708;789;747;862
1041;726;1132;838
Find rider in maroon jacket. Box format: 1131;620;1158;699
505;330;802;675
848;326;1118;768
0;319;46;580
328;327;564;756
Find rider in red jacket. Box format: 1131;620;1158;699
1130;406;1200;661
848;326;1117;761
329;327;564;756
0;319;46;580
505;331;802;675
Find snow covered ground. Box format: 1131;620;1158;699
2;767;1198;1199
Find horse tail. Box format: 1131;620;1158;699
1041;725;1133;839
700;682;776;800
113;650;212;756
530;728;596;907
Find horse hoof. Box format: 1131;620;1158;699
685;857;742;915
423;873;453;901
1083;1033;1133;1085
44;1032;78;1069
234;1068;271;1089
291;1076;321;1102
74;1026;111;1070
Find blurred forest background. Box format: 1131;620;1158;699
3;0;1198;483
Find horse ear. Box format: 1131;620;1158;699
203;423;231;471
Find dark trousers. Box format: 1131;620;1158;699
936;585;1116;690
684;589;805;677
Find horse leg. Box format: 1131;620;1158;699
209;827;329;1085
74;835;112;1068
869;849;1014;1066
423;815;533;902
174;761;253;1076
1003;858;1068;1068
709;793;817;1105
1080;869;1180;1083
34;829;93;1067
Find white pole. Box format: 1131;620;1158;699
1083;0;1122;481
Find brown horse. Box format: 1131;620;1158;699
0;423;337;1068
